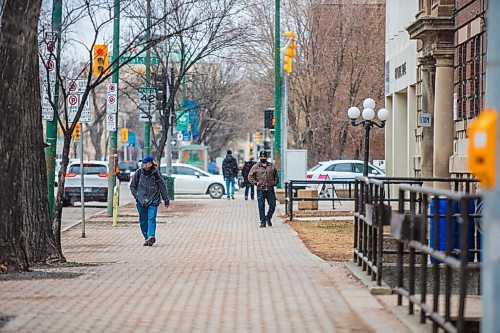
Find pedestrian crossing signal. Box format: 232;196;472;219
264;108;275;129
73;123;81;141
93;44;109;77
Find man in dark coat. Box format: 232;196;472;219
248;151;279;228
130;156;169;246
222;149;239;199
242;156;257;200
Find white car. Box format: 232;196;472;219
159;163;228;199
63;161;109;206
307;160;385;181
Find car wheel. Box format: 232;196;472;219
208;183;224;199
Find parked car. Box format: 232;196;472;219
117;160;139;182
307;160;385;181
63;161;109;206
159;163;228;199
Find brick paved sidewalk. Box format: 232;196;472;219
1;196;410;333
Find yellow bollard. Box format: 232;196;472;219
112;185;119;226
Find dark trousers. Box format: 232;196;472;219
244;182;254;199
257;189;276;223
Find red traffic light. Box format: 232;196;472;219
96;48;104;56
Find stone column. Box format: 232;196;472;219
432;55;455;188
419;57;436;180
392;92;408;176
385;96;394;177
407;85;417;176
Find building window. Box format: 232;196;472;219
456;33;484;121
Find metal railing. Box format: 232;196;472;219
353;177;479;287
285;179;357;221
391;185;482;333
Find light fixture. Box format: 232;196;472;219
348;106;361;120
363;98;376;110
362;108;375;121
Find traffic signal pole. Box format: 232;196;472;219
274;0;282;188
482;1;500;331
106;0;120;216
143;0;152;157
45;0;63;222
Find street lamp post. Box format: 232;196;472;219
347;98;389;177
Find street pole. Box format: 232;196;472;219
143;0;152;157
363;122;371;177
106;0;120;216
45;0;63;222
281;71;288;185
482;1;500;331
164;0;173;177
274;0;282;188
79;123;86;237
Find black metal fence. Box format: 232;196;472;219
285;179;357;220
353;177;479;287
391;185;482;333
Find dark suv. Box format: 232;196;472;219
117;161;139;181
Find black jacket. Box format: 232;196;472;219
242;160;257;183
222;155;238;179
130;167;169;206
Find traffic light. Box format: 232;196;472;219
249;143;254;152
264;108;275;129
93;44;109;77
154;71;166;112
283;32;297;75
121;128;129;143
73;123;81;141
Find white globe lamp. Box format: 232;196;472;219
362;108;375;121
377;108;389;121
348;106;361;120
363;98;376;110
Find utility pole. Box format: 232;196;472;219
164;0;173;176
106;0;120;216
274;0;282;188
482;1;500;331
143;0;152;157
45;0;63;222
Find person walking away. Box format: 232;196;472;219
130;156;169;246
222;150;238;200
248;151;279;228
242;156;257;200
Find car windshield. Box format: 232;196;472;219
309;163;323;172
69;164;107;175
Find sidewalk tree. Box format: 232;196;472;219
38;0;212;253
120;0;249;162
0;0;62;271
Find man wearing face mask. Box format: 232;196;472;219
248;151;279;228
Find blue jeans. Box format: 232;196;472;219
225;177;236;197
244;182;254;199
257;190;276;223
136;202;158;239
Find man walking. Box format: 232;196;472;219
248;151;279;228
222;149;238;200
130;156;169;246
242;156;257;200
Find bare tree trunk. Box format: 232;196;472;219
0;0;62;271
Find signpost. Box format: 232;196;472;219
106;113;117;131
119;56;160;65
67;94;79;123
67;79;91;123
106;83;117;116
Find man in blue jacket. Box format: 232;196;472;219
130;156;169;246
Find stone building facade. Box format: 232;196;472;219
384;0;488;185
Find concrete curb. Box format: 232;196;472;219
344;261;393;295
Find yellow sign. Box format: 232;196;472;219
468;109;497;188
121;128;129;142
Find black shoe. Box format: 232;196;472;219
245;197;248;200
260;222;266;228
267;219;272;227
147;236;156;246
143;239;150;246
231;195;235;200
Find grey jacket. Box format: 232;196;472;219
130;167;169;206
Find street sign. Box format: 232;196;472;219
120;56;160;65
177;132;183;141
177;111;189;131
106;83;118;115
80;98;91;123
67;79;90;123
67;79;86;94
106;113;117;131
67;94;79;123
138;87;156;122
